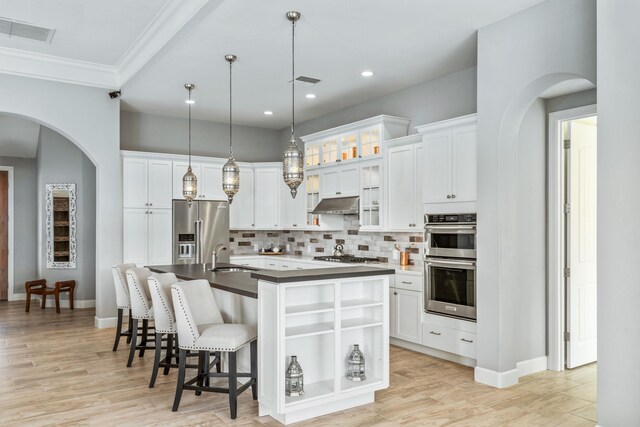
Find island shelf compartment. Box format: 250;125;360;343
284;334;335;407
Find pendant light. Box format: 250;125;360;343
282;11;304;199
222;54;240;204
182;83;197;206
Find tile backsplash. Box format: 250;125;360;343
230;217;423;263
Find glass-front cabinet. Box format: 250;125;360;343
340;133;359;162
360;160;382;230
322;139;339;165
305;143;321;169
306;173;321;227
360;126;382;159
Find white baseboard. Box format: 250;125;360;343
390;338;477;367
15;293;95;309
475;355;549;388
517;355;548;377
95;316;119;329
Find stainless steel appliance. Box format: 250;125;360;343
313;255;379;263
424;213;477;321
173;200;230;265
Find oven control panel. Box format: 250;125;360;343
426;213;476;224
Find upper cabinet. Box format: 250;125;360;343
417;114;477;207
320;164;359;198
229;165;255;230
360;159;383;230
301;115;410;170
123;156;172;209
385;134;423;231
253;164;281;230
173;160;227;201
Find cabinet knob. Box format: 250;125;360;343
251;224;254;227
149;211;153;214
430;331;442;336
447;195;451;199
336;191;341;195
149;203;153;206
145;203;149;206
451;194;456;199
394;292;397;295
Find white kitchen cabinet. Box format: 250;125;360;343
173;161;202;201
123;157;172;209
320;164;359;198
173;161;227;201
123;208;172;267
254;165;281;229
417;114;477;205
422;322;476;360
360;160;382;230
229;167;255;230
386;136;423;231
390;273;423;344
281;178;306;230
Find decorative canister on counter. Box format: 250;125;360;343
285;356;305;396
346;344;366;382
400;251;410;266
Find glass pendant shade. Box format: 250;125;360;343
346;344;366;382
283;137;304;198
285;355;305;396
182;166;197;205
222;156;240;204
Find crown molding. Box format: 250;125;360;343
0;0;216;89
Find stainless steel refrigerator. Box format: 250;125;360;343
173;200;230;265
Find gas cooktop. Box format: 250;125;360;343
313;255;379;263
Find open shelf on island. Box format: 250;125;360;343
285;322;334;339
286;302;334;317
342;298;383;310
340;376;383;393
341;318;383;331
285;379;334;407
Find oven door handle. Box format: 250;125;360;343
424;225;476;232
425;259;476;269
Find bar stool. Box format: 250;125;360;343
148;273;180;388
171;280;257;419
111;264;136;351
126;267;157;367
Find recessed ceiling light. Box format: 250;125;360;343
305;93;316;99
185;99;195;104
361;70;374;77
264;110;274;115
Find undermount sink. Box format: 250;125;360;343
213;267;256;273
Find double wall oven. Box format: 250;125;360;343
424;213;477;321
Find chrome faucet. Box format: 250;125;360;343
211;244;228;271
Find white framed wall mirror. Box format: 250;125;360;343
46;183;77;269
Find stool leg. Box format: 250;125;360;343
228;351;238;420
149;332;163;388
126;309;133;344
163;333;174;375
41;293;46;309
113;308;123;351
215;351;221;373
203;351;210;387
139;319;148;357
54;290;61;314
195;351;204;396
250;340;258;400
127;318;139;367
172;349;187;412
25;289;31;313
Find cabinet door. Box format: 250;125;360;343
148;159;173;209
414;145;424;226
201;163;226;200
361;126;382;159
254;168;280;229
339;165;360;196
173;162;202;200
123;158;148;208
395;289;422;344
320;168;339;198
282;179;306;229
123;208;149;266
230;168;255;229
387;145;415;230
148;209;172;265
422;130;452;203
451;125;477;202
360;161;382;229
389;288;398;339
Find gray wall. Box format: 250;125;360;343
476;0;596;380
121;111;283;162
516;98;547;362
36;127;96;301
0;156;37;290
283;66;477;149
597;0;640;424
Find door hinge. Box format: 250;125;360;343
564;331;570;341
564;139;571;149
564;203;571;214
563;267;570;278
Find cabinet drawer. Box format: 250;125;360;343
395;274;422;292
422;322;476;359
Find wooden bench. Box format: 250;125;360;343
25;279;76;313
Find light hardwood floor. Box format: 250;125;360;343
0;301;596;426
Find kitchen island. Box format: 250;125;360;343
148;263;394;425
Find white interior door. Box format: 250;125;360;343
566;118;598;369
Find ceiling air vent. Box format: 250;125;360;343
295;76;321;85
0;17;55;43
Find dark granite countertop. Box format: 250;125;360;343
148;263;396;298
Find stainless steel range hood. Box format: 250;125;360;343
311;196;359;215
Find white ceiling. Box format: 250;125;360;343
121;0;548;129
0;115;41;158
